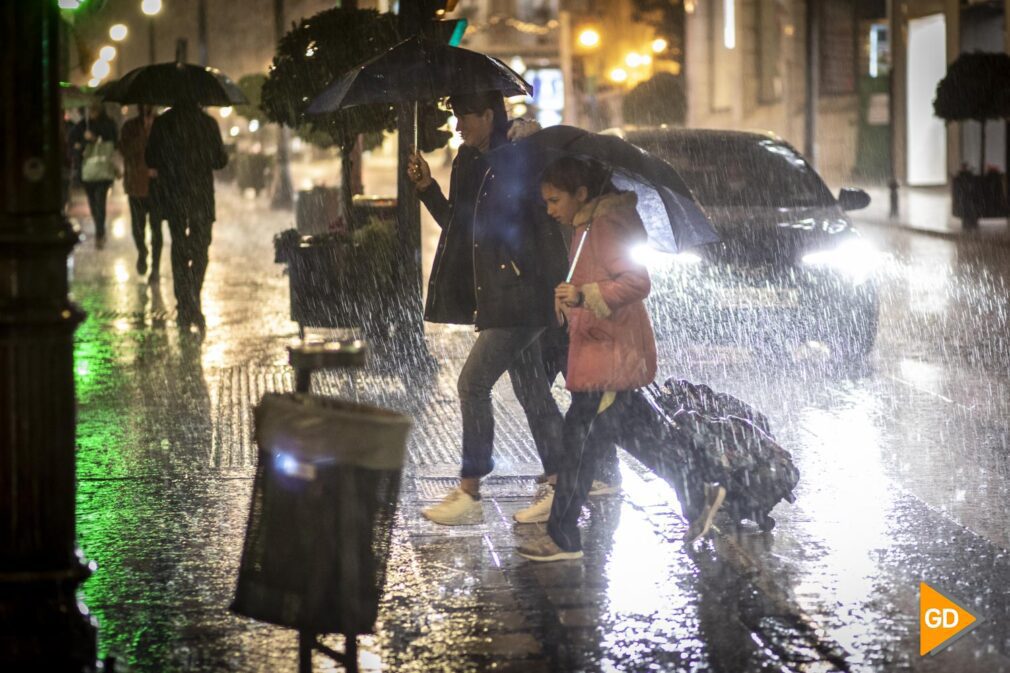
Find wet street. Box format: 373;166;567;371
69;182;1010;672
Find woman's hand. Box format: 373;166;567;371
406;151;432;190
555;283;582;308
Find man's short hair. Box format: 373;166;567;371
447;91;504;116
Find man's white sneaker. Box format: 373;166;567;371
514;484;554;523
588;480;621;497
422;487;483;526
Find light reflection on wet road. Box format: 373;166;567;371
69;186;1010;671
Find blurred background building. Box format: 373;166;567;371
59;0;1010;189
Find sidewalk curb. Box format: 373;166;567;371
855;218;1010;246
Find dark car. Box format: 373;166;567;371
610;127;880;360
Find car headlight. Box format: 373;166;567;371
801;238;880;284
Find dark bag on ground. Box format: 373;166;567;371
621;379;799;532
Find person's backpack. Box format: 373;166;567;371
81;138;117;183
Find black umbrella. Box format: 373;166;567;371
486;125;719;267
99;62;247;107
306;34;532;147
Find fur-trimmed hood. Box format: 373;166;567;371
573;191;638;228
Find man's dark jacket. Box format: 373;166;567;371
419;136;568;330
145;105;227;223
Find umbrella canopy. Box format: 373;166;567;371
306;34;532;114
486;125;719;254
99;62;247;107
59;82;99;110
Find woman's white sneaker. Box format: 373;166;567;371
514;484;554;523
422;487;483;525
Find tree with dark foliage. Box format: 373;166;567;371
622;72;686;127
260;7;450;222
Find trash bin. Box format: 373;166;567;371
351;195;396;228
232;392;410;636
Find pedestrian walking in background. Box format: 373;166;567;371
517;157;659;562
120;104;163;282
70;101;118;246
406;92;568;525
145;99;228;335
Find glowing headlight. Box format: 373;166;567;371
631;244;702;268
801;238;880;284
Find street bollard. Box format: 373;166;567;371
289;338;367;393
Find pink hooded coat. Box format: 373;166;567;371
564;191;657;392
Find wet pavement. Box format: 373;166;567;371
68;180;1010;672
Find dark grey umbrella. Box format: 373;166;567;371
99;62;247;107
486;125;719;264
306;34;532;147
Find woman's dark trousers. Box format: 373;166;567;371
167;216;212;326
129;196;164;276
548;390;634;552
458;326;565;479
83;180;112;239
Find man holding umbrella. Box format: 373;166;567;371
101;60;245;334
407;92;568;525
145;96;228;334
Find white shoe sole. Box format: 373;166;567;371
513;510;551;524
422;506;483;526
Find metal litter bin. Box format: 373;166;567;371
232;392;410;669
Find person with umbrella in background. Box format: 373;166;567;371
120;104;163;282
406;91;572;525
145;96;228;335
69;101;118;246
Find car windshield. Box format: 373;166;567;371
632;135;836;209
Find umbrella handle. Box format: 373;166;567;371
566;226;590;283
414;101;418;152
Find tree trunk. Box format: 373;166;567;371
980;119;987;174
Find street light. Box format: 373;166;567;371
142;0;163;64
91;59;111;80
625;52;643;68
651;38;667;53
609;67;628;83
577;28;600;49
99;45;116;61
110;24;128;41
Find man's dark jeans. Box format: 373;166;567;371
548;390;635;552
458;326;564;479
83;180;112;239
129;196;164;275
167;217;212;326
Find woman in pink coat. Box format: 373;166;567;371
517;157;658;562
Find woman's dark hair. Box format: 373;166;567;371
540;156;618;199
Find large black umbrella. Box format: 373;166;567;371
306;34;532;146
486;125;719;264
99;62;247;107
